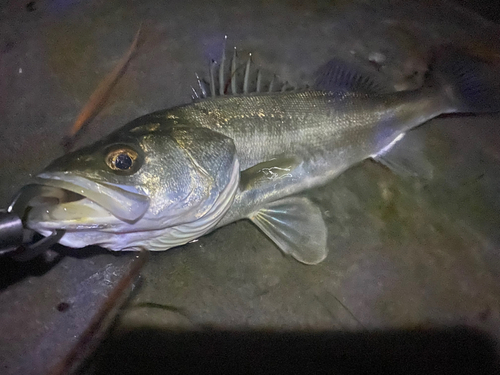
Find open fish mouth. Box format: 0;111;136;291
16;172;150;231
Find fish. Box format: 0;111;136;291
13;43;500;265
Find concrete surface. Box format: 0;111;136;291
0;0;500;374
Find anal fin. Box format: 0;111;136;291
249;197;328;265
372;132;434;179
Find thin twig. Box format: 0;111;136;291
62;24;143;152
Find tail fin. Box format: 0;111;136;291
432;45;500;113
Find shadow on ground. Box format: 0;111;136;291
86;326;499;374
0;244;117;290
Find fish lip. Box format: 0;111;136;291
27;197;119;232
32;172;150;222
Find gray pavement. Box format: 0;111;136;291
0;0;499;373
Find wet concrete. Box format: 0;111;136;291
0;0;500;374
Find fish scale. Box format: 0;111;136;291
165;89;437;169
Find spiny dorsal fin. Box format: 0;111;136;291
191;36;298;100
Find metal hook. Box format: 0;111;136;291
0;208;65;261
1;184;66;260
11;229;65;262
0;210;25;255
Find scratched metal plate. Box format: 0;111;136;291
0;0;500;374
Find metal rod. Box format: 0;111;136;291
0;210;24;255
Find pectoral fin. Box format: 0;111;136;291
240;156;301;191
249;197;328;265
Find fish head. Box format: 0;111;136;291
17;119;239;251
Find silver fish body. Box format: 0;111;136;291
16;46;500;264
158;88;445;223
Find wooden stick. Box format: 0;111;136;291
48;249;149;375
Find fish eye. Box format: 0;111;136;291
105;148;139;172
115;153;132;170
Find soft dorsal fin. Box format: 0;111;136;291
314;57;391;94
191;37;298;99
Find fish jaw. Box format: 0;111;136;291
33;172;150;222
22;172;150;246
26;197;124;231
